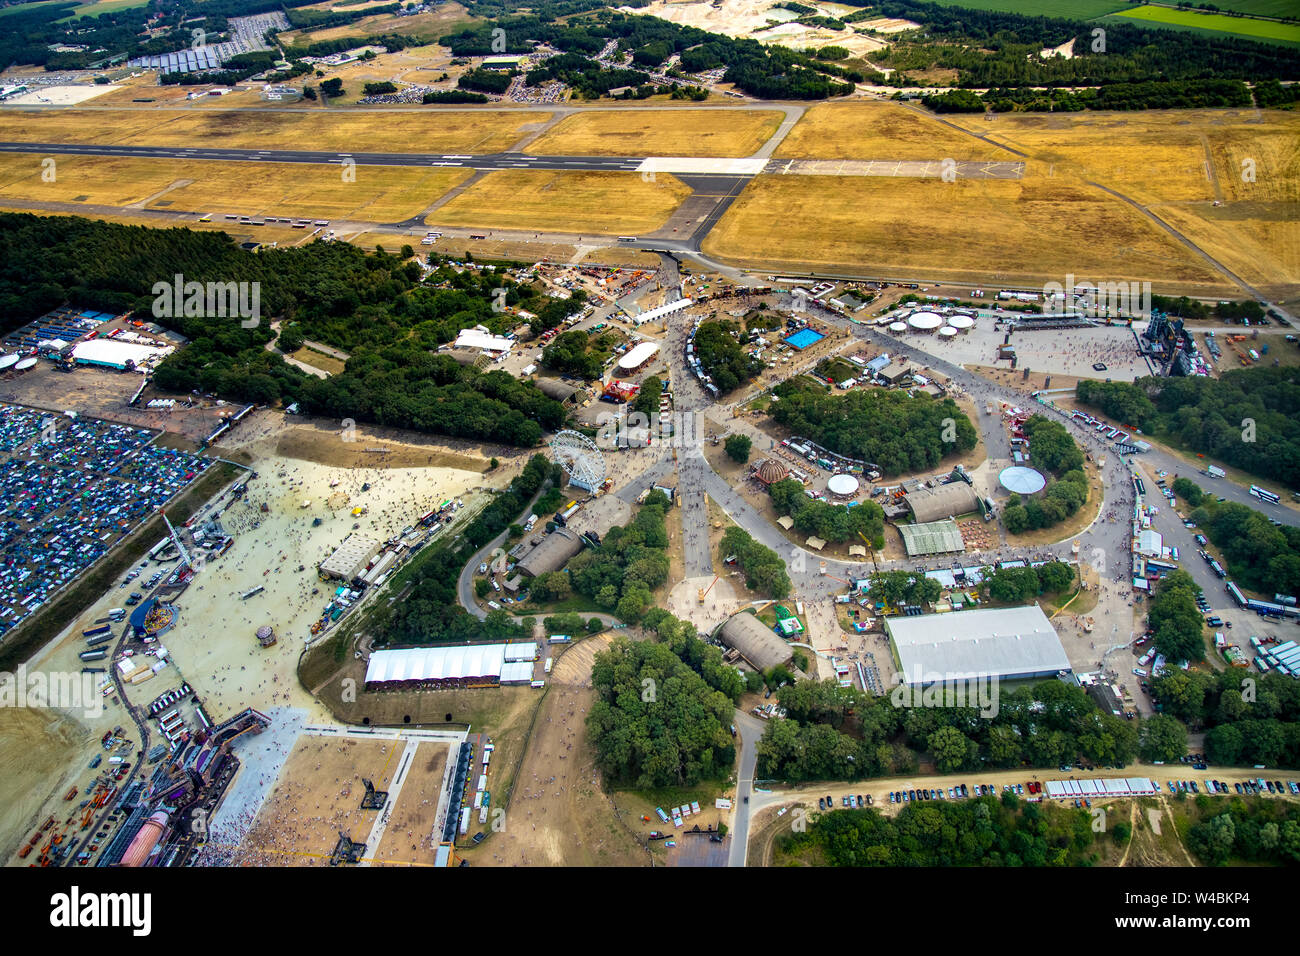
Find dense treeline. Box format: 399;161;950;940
587;637;736;788
869;0;1300;88
423;90;489;103
641;607;747;701
301;351;564;447
719;526;791;599
1074;368;1300;489
286;3;399;30
980;79;1253;113
758;677;1138;782
541;329;616;380
767;478;885;547
769;380;978;476
1151;667;1300;769
692;321;763;393
981;561;1075;603
379;454;562;645
778;795;1097;866
1179;493;1300;598
0;214;566;446
1001;416;1088;535
1186;799;1300;865
458;68;514;94
566;494;672;622
1146;570;1206;665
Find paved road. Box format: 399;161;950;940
726;710;765;867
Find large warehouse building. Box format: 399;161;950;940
886;605;1071;685
719;611;792;673
903;482;980;523
365;642;539;689
513;528;584;579
319;533;383;583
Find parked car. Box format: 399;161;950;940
818;797;826;810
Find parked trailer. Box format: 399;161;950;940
1226;581;1247;607
83;624;111;638
85;632;113;648
79;650;107;662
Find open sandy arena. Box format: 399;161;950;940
365;740;450;866
225;736;403;865
456;634;649;867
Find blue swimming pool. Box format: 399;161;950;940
785;328;825;350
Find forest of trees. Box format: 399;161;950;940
767;478;885;547
1001;416;1088;535
1182;495;1300;598
1074;368;1300;489
541;329;616;380
719;526;791;599
1185;799;1300;865
778;793;1098;866
0;214;570;448
1147;570;1207;665
587;637;736;789
1151;667;1300;769
692;321;764;394
869;0;1299;90
565;493;671;622
981;561;1075;604
769;381;977;476
757;678;1139;783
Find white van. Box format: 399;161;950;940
487;601;501;611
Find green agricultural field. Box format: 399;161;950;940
919;0;1131;17
1109;5;1300;45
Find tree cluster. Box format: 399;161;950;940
719;526;792;599
587;637;736;789
566;493;672;622
770;380;978;476
693;320;763;393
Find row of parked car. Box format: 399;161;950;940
887;781;1043;804
818;794;874;810
1171;778;1300;796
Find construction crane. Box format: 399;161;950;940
698;574;720;604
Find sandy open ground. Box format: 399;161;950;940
458;634;650;867
4;85;120;106
226;736;401;865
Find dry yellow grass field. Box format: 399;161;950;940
0;152;470;222
0;107;547;154
530;109;783;157
1154;203;1298;298
774;101;1016;161
279;2;471;44
434;170;692;234
703;175;1229;292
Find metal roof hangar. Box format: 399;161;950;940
886;605;1071;684
514;528;584;578
719;611;792;673
903;482;979;524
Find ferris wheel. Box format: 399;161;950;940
550;430;606;492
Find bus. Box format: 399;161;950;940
543;657;553;674
1249;485;1280;505
617;236;638;242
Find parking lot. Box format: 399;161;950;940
0;403;210;636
